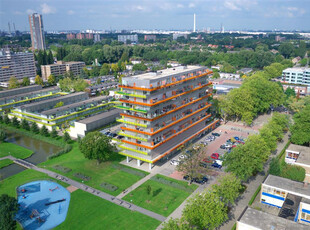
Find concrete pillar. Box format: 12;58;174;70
149;163;152;170
137;159;141;167
126;156;129;163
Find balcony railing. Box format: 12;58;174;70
116;118;148;128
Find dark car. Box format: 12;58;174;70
117;135;124;139
212;132;220;137
183;175;191;181
211;162;222;169
193;176;208;184
200;162;208;168
104;131;111;136
220;144;226;149
111;133;117;138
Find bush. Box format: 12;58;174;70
281;164;306;182
63;132;71;143
0;129;6;142
48;144;72;159
12;117;19;127
100;182;118;191
248;185;261;205
40;125;49;137
50;129;58;138
30;122;39;134
21;119;30;131
3;115;10;124
269;158;281;176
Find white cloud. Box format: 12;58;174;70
40;3;56;14
224;0;257;11
224;1;241;11
26;9;35;14
177;4;184;8
132;5;145;11
67;10;75;15
189;3;195;8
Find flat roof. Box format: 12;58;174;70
287;144;310;165
238;207;309;230
123;65;206;81
263;175;310;197
0;85;42;99
19;92;87;110
41;95;109;116
77;108;121;124
283;67;310;72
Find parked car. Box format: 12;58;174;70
104;131;111;136
215;159;223;166
224;143;232;148
234;136;240;141
211;162;222;169
111;133;117;138
200;162;208;168
203;157;213;163
220;144;226;149
212;132;221;137
170;160;180;166
211;153;219;159
193;176;208;184
117;135;124;139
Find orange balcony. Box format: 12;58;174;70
119;71;212;91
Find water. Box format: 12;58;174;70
0;131;62;179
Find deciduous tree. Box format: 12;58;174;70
35;75;43;86
0;194;19;230
8;76;19;89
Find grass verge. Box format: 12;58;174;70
0;159;13;169
0;142;33;159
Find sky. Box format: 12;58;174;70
0;0;309;31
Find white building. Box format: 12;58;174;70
219;72;240;79
282;68;310;86
118;34;138;44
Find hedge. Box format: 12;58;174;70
248;185;261;206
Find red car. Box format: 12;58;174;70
211;153;219;159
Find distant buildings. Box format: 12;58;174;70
144;35;156;42
118;34;138;44
94;34;101;43
0;49;36;83
275;35;286;42
28;13;46;50
66;33;76;40
76;33;85;39
172;33;188;40
282;67;310;86
41;61;85;80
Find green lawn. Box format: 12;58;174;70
55;190;160;230
0;170;160;230
0;159;13;169
0;142;33;159
0;169;68;197
123;174;198;217
39;142;149;196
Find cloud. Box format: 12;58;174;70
67;10;75;15
224;1;241;11
26;9;35;14
224;0;257;11
177;4;184;8
189;3;195;8
40;3;56;14
132;5;145;11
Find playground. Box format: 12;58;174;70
15;180;71;230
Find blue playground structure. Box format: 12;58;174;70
16;180;71;230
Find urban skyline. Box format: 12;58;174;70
0;0;310;31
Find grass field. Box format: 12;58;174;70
55;190;160;230
123;174;198;217
39;142;148;196
0;142;33;159
0;159;13;169
0;169;160;230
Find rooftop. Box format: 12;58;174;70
123;65;206;81
283;67;310;72
263;175;310;198
0;85;42;99
238;207;309;230
287;144;310;165
41;95;109;116
77;108;121;124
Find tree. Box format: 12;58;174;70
8;76;19;89
132;63;147;71
0;194;19;230
35;75;43;85
100;63;110;76
183;190;228;230
30;122;39;134
278;43;294;58
162;218;192;230
0;129;6;143
176;146;208;184
212;72;220;79
54;101;64;108
285;87;296;99
63;132;71;143
50;129;58;138
40;125;49;137
22;77;30;86
47;74;56;85
111;63;120;73
21;119;30;131
79;131;115;164
211;174;242;205
3;115;10;124
11;117;19;128
47;50;54;64
291;105;310;146
146;185;152;195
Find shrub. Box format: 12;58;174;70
21;119;30;131
48;144;72;159
281;164;306;182
0;129;6;142
12;117;19;127
3;115;10;124
50;129;58;138
269;158;281;176
30;122;39;134
40;125;49;137
248;185;261;205
63;132;71;143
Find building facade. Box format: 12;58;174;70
0;49;36;82
116;66;217;169
41;61;85;80
282;68;310;86
28;13;46;50
144;35;156;41
118;34;138;44
94;34;101;43
66;33;76;40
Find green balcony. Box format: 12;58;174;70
116;91;147;98
118;132;148;142
116;119;147;128
119;145;148;155
114;105;148;113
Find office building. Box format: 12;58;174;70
144;35;156;42
41;61;85;80
237;207;309;230
28;13;46;50
116;66;217;169
0;49;36;82
282;68;310;86
118;34;138;44
260;175;310;226
285;144;310;182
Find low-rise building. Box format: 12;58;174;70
260;175;310;226
118;34;138;44
285;144;310;182
219;72;240;79
41;61;85;80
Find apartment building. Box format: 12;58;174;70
144;35;156;41
0;49;36;82
282;68;310;86
41;61;85;80
118;34;138;44
28;13;46;50
116;65;217;169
